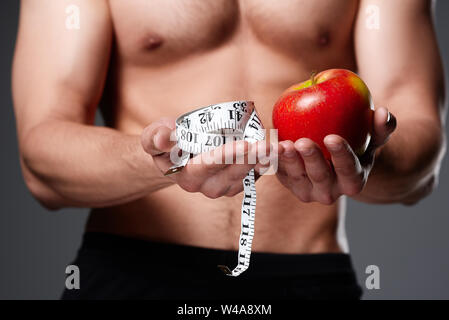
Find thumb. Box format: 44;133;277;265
371;107;397;147
141;119;176;156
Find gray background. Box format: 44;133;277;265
1;1;448;300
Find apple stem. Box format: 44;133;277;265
311;71;317;85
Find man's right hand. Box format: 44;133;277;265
141;118;270;199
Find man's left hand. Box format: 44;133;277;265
275;107;397;204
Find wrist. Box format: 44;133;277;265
128;134;175;190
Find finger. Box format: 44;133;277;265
190;141;269;198
202;141;270;188
156;117;176;130
226;142;277;196
324;135;365;196
200;172;243;198
371;107;397;148
180;140;250;181
227;141;271;180
225;181;245;197
200;162;255;197
255;141;279;176
199;174;235;199
274;140;313;201
141;119;176;156
277;140;307;179
295;138;335;203
198;140;272;198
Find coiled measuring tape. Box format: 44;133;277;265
165;101;265;277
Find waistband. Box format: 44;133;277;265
77;232;356;279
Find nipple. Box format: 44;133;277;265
143;34;164;50
318;31;330;47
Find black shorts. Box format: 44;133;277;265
61;232;362;300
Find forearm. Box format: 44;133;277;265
21;119;174;209
354;117;445;204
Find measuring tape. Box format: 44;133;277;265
165;101;265;277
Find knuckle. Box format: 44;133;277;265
181;180;201;193
336;163;356;176
276;170;288;180
202;187;225;199
204;192;220;199
297;192;311;203
141;129;155;154
319;193;335;205
311;170;331;184
205;163;223;175
230;169;247;182
343;180;365;196
202;190;216;199
289;170;306;181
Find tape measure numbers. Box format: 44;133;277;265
165;101;265;277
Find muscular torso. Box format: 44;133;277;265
87;0;359;253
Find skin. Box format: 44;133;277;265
13;0;445;253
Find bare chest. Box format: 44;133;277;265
108;0;358;65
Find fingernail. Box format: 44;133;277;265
283;150;296;158
259;156;270;165
326;142;342;152
299;147;314;156
153;131;162;145
242;141;253;154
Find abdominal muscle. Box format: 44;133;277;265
86;34;353;254
87;177;343;254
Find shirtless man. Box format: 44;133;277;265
12;0;445;299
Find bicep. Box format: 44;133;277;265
12;0;112;141
354;0;445;123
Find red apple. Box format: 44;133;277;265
272;69;374;160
